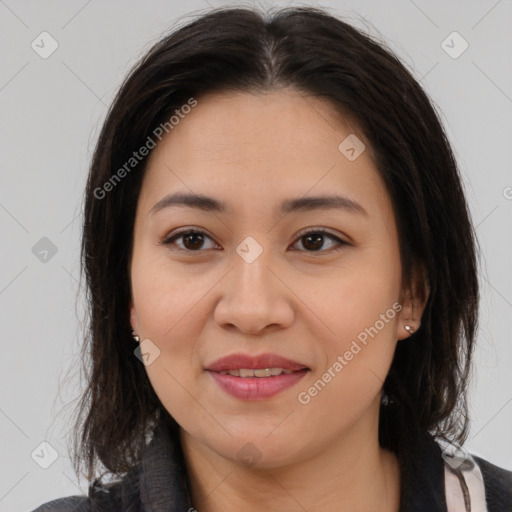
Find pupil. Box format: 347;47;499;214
304;234;323;251
184;233;204;250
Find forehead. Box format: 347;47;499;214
138;89;390;219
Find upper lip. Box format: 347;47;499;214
206;352;309;372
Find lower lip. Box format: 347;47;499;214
207;369;308;400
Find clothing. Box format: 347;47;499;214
32;423;512;512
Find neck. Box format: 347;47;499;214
180;399;401;512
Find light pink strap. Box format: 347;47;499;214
444;453;488;512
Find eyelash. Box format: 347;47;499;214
160;227;348;254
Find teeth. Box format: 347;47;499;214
254;368;272;377
219;368;294;378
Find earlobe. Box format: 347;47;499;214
397;306;420;340
130;303;141;342
397;263;430;340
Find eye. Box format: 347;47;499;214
160;227;348;253
161;229;220;252
290;228;347;253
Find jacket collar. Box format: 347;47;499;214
138;422;193;511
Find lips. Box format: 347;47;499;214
206;353;309;372
205;352;309;401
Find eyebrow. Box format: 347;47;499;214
150;192;368;216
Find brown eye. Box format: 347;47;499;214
162;229;219;252
292;229;347;252
302;233;324;251
182;232;205;250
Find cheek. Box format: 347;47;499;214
131;246;208;341
295;297;399;444
293;248;401;411
298;250;401;350
131;255;208;428
130;253;207;408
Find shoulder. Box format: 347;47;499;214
30;423;184;512
473;455;512;511
30;471;138;512
30;495;92;512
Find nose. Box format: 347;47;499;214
213;244;294;335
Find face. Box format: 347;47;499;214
129;88;416;468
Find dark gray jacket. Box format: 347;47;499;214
32;424;512;512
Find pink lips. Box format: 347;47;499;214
206;352;309;401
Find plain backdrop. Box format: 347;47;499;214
1;1;511;510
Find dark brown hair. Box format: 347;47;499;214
73;4;479;492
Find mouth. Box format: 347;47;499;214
205;352;310;401
217;368;297;377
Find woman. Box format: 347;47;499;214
33;5;511;512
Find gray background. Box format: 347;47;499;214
1;0;511;510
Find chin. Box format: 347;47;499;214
224;429;314;469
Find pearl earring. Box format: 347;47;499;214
131;329;140;342
404;325;414;334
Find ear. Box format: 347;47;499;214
397;263;430;340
